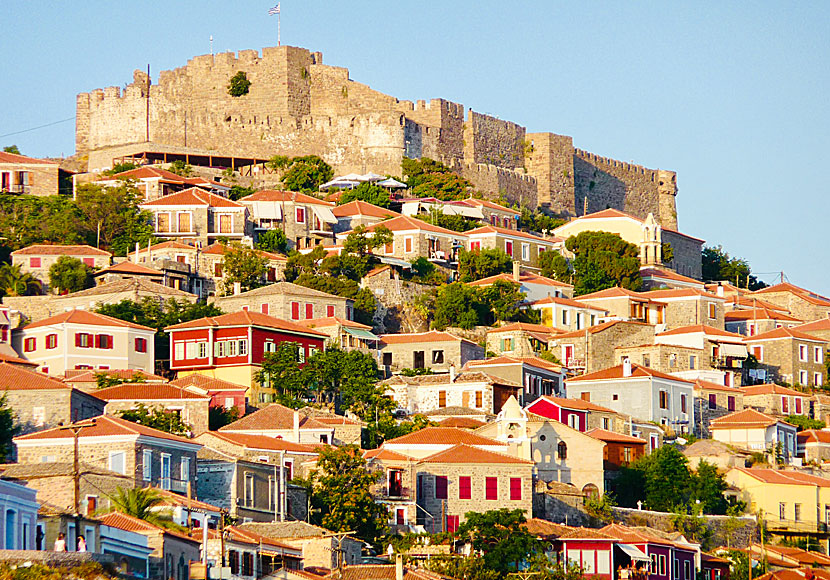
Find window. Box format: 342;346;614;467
674;559;679;580
780;502;786;520
659;390;669;410
485;477;498;500
326;305;335;317
181;456;190;482
135;337;147;353
226;340;237;357
244;473;254;507
261;303;269;315
521;243;530;261
603;417;610;430
642;354;651;368
291;301;300;320
815;373;823;387
445;515;459;533
459;476;471;499
109;451;126;475
75;333;92;348
689;355;697;369
29;257;41;268
708;394;717;410
562;310;569;326
795;503;802;522
214;262;223;277
161;454;171;490
435;476;448;499
174;342;185;361
505;240;513;257
708;303;717;319
177;212;191;233
238;339;248;356
659;555;666;577
143;450;152;481
650;555;658;574
157;213;171;233
815;346;823;363
680;393;687;414
568;414;579;430
23;337;36;352
85;496;98;517
684;560;691;580
45;334;57;349
728;396;736;412
295;207;306;224
557;441;567;460
95;334;113;349
782;396;789;413
219;214;232;234
438;390;447;408
432;350;444;364
799;371;808;386
404;237;413;253
501;337;513;351
799;345;808;362
795;397;802;414
623;447;632;463
470;241;481;251
475;391;483;408
510;477;522;500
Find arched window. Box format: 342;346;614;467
557;441;567;460
582;483;599;500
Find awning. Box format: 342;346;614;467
379;256;412;269
343;326;380;342
618;544;650;562
442;205;484;219
310;205;338;224
252;201;282;220
720;343;748;358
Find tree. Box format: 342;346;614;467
432;282;485;330
105;162;138;175
95;371;148;389
0;395;19;461
167;160;193;176
342;225;393;257
48;256;93;294
209;405;241;431
702;245;767;290
220;243;268;295
425;556;501;580
458;248;512;282
255;343;308;407
118;403;191;436
2;145;21;155
402;158;473;200
478;279;526;323
661;242;674;264
643;445;692;512
519;206;565;234
74;183;156;255
227;71;252;97
539;251;571;282
107;486;182;530
456;509;541;574
0;263;41;297
0;195;85;251
337;182;391;208
303;445;387;542
255;229;288;254
565;230;642;295
301;346;381;412
282;156;333;192
786;414;825;430
353;287;377;326
267;155;291;171
365;413;432;450
585;493;616;524
691;460;729;515
228;185;256;201
414;210;479;233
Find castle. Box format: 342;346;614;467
75;45;679;228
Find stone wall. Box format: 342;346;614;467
455;161;538;209
525;133;576;213
463;110;525;170
611;506;757;549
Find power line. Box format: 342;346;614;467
0;117;75;139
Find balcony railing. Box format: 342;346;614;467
380;486;411;500
713;356;744;369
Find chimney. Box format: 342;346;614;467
623;357;632;377
512;261;521;282
395;554;404;580
449;363;456;382
233;282;242;295
717;284;724;297
293;410;300;442
134;242;140;264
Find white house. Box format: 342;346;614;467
709;408;798;462
0;479;39;549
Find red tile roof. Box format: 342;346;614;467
600;523;690;548
797;429;830;445
656;324;745;340
298;316;373;330
22;309;154;331
364;447;413;462
465;355;563;373
744;327;826;342
97;511;160;533
437;417;487;429
793;319;830;333
349;215;464;237
107;166;188;183
528;295;608;310
240;190;334;206
11;244;111;257
639;288;722;300
740;384;804;397
730;467;830;487
331;201;399;219
565;209;705;242
0;152;57;164
384;426;504;447
638;268;703;286
153;488;221;512
218;403;331;432
418;443;532;465
200;243;286;261
725;309;802;322
127;241;197;256
533;395;618;413
140;187;243;208
165;311;328;337
466;272;572;289
96;261;163;276
754;282;830;306
587;428;646;444
524;518;618;540
169;374;248;392
14;415;199;445
463;198;521;215
567;362;694;384
0;362;73;390
485;322;562;335
709;409;787;429
379;331;473;345
465;225;562;243
64;369;166;383
94;383;210;401
693;379;743;393
0;353;38;367
577;287;659;302
198;431;320;454
553;320;649;340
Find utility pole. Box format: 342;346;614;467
58;419;97;551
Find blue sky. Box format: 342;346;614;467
1;2;828;294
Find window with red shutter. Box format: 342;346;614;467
485;477;498;500
29;257;41;268
446;515;459;533
76;333;92;348
46;334;57;350
459;476;471;500
135;337;147;353
305;303;313;319
728;396;735;412
24;337;36;352
261;303;269;315
435;476;448;500
83;258;94;267
326;305;335;317
505;241;513;257
291;302;300;320
510;477;522;500
796;398;802;414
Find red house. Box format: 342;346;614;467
165;311;327;403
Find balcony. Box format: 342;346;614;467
713;356;744;369
379;486;411;501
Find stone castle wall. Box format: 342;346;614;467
77;45;679;223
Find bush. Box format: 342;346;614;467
227;71;251;97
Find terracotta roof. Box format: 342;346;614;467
528;295;608;311
107;166;188;183
364;447;414;462
730;467;830;488
214;281;346;301
97;511;160;533
437;417;487;429
727;295;791;311
464;355;563;373
11;244;111;257
740;384;804;397
577;287;658;302
0;151;57;165
198;431;319;454
567;362;694;384
169;374;248;392
534;395;618;413
384;426;504;447
379;331;473;345
599;523;687;548
418;443;532;465
0;353;38;367
744;327;826;342
153;488;221;512
524;518;618;540
22;309;155;332
218;403;331;432
725;309;802;322
424;406;491;418
140;187;243;208
345;215;465;237
64;369;166;383
755;282;830;306
165;310;328;337
464;197;521;215
465;225;561;243
382;371;521;389
709;409;786;429
694;379;743;393
95;261;163;276
0;363;73;390
466;272;572;289
553;320;650;340
298;316;373;330
793;319;830;333
237;520;343;539
587;428;646;445
562;209;705;242
656;325;745;340
0;461;131;480
94;383;210;401
797;429;830;445
753;568;830;580
14;415;200;446
486;322;561;335
638;268;703;286
200;242;286;261
127;241;197;256
55;277;195;300
331;200;399;219
240;190;334;206
640;288;722;300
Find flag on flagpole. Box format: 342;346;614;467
269;3;280;15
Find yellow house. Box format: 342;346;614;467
725;467;830;533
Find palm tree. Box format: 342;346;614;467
0;263;41;297
107;486;179;529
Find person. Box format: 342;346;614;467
54;532;66;552
77;535;87;552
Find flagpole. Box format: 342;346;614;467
278;10;281;46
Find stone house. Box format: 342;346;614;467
811;393;830;426
567;360;695;434
63;368;167;393
11;244;112;293
197;242;286;296
529;295;608;332
93;261;166;286
796;429;830;463
168;374;248;417
98;511;200;580
638;289;726;330
95;165;229;201
683;439;748;471
710;409;798;461
139;187;249;247
126;240;206;297
465;226;563;272
575;286;666;325
381;426;511;460
297;406;365;445
212;281;354;322
614;342;707;377
237;521;362;570
693;379;745;438
195;455;307;523
476;396;606;495
379;330;485;374
331;200;400;233
13;415;202;492
0;362;105;435
238;190;338;251
467;269;574;302
638;267;705;291
197;526;302;578
336;215;468;264
218;403;336;445
548;320;655;373
654;324;748;382
725;308;804;337
13;309;156;376
94;383;211;435
298;316;381;353
751;282;830;322
381;370;522;416
464;355;566;403
193;431;319;479
739;384;808;417
743;327;826;388
364;446;419;534
552;208;704;279
485;322;562;359
0;151;66;196
791;318;830;342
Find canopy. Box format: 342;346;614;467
360;172;386;182
319;179;359;191
343;326;380;342
720;343;748;358
377;177;407;189
618;544;650;562
310;205;338;224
